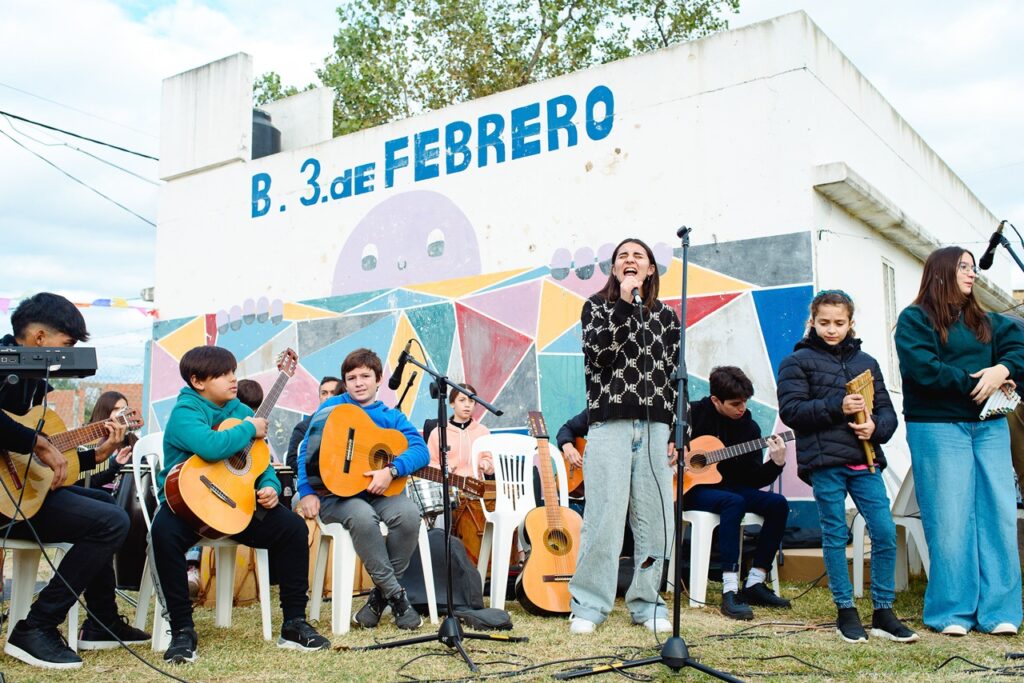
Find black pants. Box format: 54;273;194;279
683;484;789;573
150;503;309;632
1;486;128;629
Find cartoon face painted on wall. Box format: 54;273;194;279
331;190;482;295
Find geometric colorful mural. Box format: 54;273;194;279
144;231;814;495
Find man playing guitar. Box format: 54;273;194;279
685;366;791;620
296;348;429;631
0;293;149;670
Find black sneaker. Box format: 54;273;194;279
3;620;82;670
79;614;151;650
163;627;198;664
836;607;868;643
720;591;754;621
740;581;792;608
353;587;387;628
870;608;919;643
278;618;330;651
388;589;423;630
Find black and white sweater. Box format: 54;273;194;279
582;294;680;426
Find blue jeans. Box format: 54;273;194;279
907;420;1022;632
810;467;896;609
569;419;673;625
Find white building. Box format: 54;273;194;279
146;11;1014;509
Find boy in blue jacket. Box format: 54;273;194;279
297;348;429;630
153;346;329;663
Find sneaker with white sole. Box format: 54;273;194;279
640;617;672;633
991;623;1018;636
941;624;968;636
569;615;597;634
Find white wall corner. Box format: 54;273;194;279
259;87;335;153
159;52;254;181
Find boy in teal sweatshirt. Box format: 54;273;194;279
152;346;329;664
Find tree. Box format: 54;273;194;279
258;0;739;136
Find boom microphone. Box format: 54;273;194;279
979;220;1007;271
388;339;413;390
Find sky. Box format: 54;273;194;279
2;0;1022;381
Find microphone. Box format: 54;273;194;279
388;340;413;390
979;220;1007;270
631;287;642;305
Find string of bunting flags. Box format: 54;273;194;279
0;296;158;318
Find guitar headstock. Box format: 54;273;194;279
462;476;486;497
277;348;299;377
526;411;549;441
112;408;144;432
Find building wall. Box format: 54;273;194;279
149;12;1014;503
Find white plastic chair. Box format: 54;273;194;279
667;510;781;607
308;514;438;635
471;434;538;609
2;540;78;650
853;468;929;597
133;431;273;651
548;448;570;507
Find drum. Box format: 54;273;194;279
452;481;504;568
406;478;457;520
112;461;154;591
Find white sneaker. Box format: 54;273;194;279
941;624;968;636
642;617;672;633
991;623;1018;635
569;616;597;634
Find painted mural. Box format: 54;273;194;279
144;230;816;497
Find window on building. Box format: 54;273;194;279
882;259;901;391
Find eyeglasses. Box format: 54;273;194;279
958;262;978;274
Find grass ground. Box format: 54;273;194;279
3;577;1022;682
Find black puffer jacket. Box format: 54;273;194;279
776;330;897;484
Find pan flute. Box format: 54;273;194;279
844;369;876;473
979;385;1021;420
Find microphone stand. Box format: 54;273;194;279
352;352;528;671
556;227;742;682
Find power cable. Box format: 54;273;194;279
0;109;157;160
1;113;159;186
0;81;157;139
0;127;155;227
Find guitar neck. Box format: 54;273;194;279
409;462;464;490
254;371;289;420
49;422;116;453
535;439;563;523
704;430;796;465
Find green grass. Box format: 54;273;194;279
5;578;1022;682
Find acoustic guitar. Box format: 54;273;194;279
561;436;586;497
516;410;583;617
683;430;795;494
165;349;297;539
0;406;144;520
315;403;486;499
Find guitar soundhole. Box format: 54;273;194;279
225;456;251;476
544;529;572;556
371;447;392;471
690;454;707;470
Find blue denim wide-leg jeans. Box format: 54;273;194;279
907;420;1022;632
809;466;896;610
569;419;673;625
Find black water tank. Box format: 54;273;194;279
252;109;281;159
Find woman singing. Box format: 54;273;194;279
568;238;679;635
895;246;1024;636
